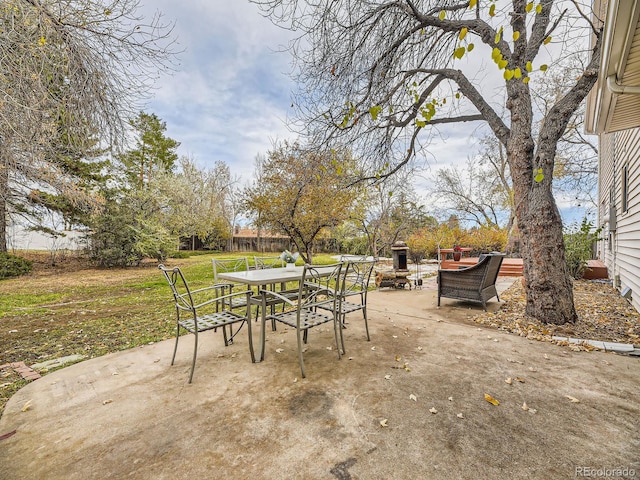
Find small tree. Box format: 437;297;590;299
87;189;176;267
564;219;601;280
244;141;360;263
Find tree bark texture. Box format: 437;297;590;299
0;159;7;253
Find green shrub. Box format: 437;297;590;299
564;218;602;279
0;253;33;279
169;250;190;259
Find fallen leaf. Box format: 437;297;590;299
565;395;580;403
505;377;513;385
409;394;417;402
515;377;525;383
21;400;32;412
429;407;438;414
102;399;113;405
484;393;500;406
380;418;388;427
522;402;529;411
275;348;284;353
395;355;401;362
457;413;464;418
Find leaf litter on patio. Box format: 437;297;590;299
472;279;640;350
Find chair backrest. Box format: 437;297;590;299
212;257;249;283
298;263;343;311
481;253;505;288
254;255;284;269
339;254;375;262
158;264;195;312
341;259;376;296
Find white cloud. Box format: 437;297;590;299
139;1;296;180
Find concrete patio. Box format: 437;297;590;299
1;279;638;480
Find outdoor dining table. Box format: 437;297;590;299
217;265;335;362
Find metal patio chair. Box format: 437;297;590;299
437;253;505;310
254;255;299;325
254;255;285;270
319;258;377;341
261;263;343;378
158;264;254;383
212;257;251;312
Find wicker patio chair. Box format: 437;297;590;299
158;264;253;383
261;263;343;378
437;253;505;310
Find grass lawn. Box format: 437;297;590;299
0;250;338;416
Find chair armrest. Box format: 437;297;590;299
259;289;298;307
189;284;227;295
193;289;251;309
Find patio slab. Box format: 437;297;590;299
1;280;639;480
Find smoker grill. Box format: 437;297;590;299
375;241;412;289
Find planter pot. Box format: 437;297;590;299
453;252;462;262
285;263;297;271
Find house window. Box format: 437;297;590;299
622;164;628;213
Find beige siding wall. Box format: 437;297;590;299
598;127;640;313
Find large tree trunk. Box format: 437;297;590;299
0;156;7;253
509;135;577;325
518;183;577;324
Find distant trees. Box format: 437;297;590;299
0;0;177;252
89;115;239;265
434;133;514;232
244;142;360;263
352;173;436;257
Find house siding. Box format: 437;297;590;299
598;128;640;313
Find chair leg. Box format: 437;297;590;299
296;327;306;378
171;326;180;366
188;331;198;384
334;316;344;357
222;324;230;346
362;308;370;341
